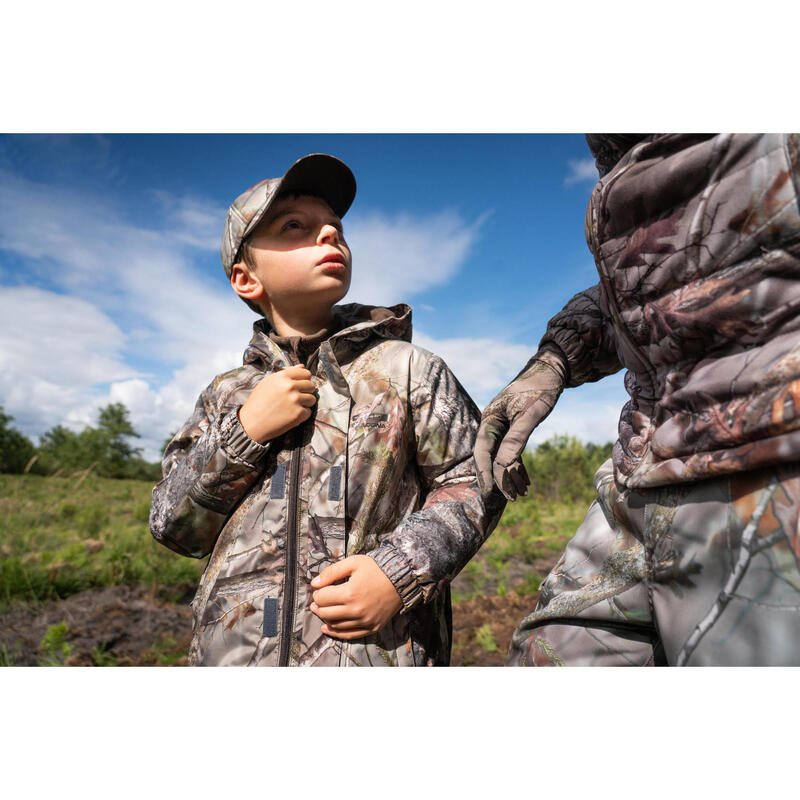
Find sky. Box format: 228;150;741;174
0;133;628;461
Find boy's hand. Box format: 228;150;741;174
310;555;403;640
237;365;317;443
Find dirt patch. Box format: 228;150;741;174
451;592;540;666
0;584;195;666
0;583;541;667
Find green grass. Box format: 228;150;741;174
451;492;588;602
39;622;73;665
0;474;205;612
1;472;592;612
474;623;499;653
143;635;186;666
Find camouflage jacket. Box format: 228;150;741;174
539;133;800;488
150;303;504;665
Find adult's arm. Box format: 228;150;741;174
475;284;621;499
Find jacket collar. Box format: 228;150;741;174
242;302;412;370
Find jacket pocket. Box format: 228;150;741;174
195;571;281;666
340;612;416;667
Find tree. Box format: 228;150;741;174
96;403;142;477
38;403;148;479
522;435;614;503
0;407;37;474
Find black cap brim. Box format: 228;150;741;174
276;154;356;219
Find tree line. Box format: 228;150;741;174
1;404;613;498
0;403;162;481
521;435;613;504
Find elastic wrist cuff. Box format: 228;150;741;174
534;344;570;384
368;547;425;611
219;408;270;466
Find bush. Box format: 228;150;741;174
523;435;612;504
36;403;162;480
0;407;37;474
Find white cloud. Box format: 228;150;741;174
413;331;532;408
415;329;627;447
0;287;137;435
0;172;493;461
564;157;598;185
343;209;490;306
0;172;252;459
151;190;226;251
0;168;621;464
526;377;626;447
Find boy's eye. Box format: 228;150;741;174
281;219;303;232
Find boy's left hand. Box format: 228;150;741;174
310;555;403;640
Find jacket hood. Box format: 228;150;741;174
242;302;412;368
585;134;655;177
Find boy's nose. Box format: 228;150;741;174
317;224;340;246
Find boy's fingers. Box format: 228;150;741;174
311;557;357;588
324;619;370;632
312;584;349;607
322;624;371;640
293;379;317;394
283;365;313;380
297;393;318;408
310;603;352;622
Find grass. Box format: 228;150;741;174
0;474;205;612
38;622;73;665
143;635;186;666
0;472;592;612
474;624;499;653
451;492;588;602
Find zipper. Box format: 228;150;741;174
278;428;302;666
278;347;321;666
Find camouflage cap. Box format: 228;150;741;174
221;153;357;277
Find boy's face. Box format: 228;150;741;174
234;194;351;317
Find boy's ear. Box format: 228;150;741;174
230;263;266;303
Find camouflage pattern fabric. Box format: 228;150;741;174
507;459;800;666
540;133;800;489
476;348;567;500
150;303;505;666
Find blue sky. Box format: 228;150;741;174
0;134;627;460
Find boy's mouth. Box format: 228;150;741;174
316;252;348;271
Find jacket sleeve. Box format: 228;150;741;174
149;383;270;559
539;283;621;387
366;352;507;610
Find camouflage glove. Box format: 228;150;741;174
475;348;568;500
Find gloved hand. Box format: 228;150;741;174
475;348;568;500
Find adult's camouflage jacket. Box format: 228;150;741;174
536;133;800;488
149;303;504;666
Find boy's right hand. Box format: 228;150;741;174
237;365;317;444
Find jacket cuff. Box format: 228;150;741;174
219;408;270;467
367;545;425;611
534;342;570;384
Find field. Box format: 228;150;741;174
0;473;588;666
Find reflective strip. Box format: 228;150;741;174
328;465;342;501
270;463;287;499
263;598;278;637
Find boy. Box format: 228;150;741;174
150;153;504;666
